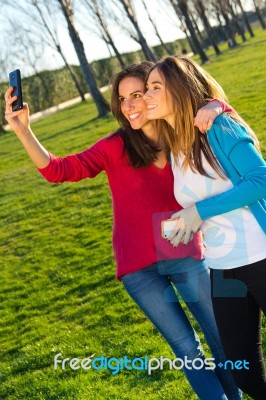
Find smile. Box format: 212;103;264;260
147;105;157;110
128;113;140;120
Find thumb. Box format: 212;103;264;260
171;211;182;219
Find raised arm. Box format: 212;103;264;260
194;99;234;133
5;87;50;169
4;87;109;183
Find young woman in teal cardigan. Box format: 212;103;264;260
144;56;266;400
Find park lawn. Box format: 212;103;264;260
0;29;265;400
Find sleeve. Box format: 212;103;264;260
37;137;110;183
196;123;266;220
210;98;234;113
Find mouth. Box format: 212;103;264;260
128;112;140;121
147;104;157;110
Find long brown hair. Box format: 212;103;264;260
110;61;162;168
150;56;260;177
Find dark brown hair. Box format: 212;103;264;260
110;61;162;168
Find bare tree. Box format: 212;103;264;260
192;0;221;55
216;0;238;47
253;0;266;29
193;0;221;55
80;0;126;68
208;0;228;42
30;0;86;101
112;0;156;61
141;0;173;55
225;0;247;42
236;0;255;38
169;0;209;63
57;0;110;117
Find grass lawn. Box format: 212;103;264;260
0;29;265;400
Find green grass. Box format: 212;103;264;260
0;29;266;400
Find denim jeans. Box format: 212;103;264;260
121;258;241;400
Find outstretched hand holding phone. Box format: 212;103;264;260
5;75;50;169
9;69;23;111
5;86;30;133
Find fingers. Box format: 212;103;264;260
5;87;18;114
170;229;185;247
182;229;193;245
5;108;24;121
171;211;181;219
5;95;17;112
4;86;14;101
194;110;217;133
194;100;223;133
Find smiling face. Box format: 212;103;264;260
144;68;175;127
118;76;153;133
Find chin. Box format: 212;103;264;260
130;122;142;130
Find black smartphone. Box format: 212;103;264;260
9;69;23;111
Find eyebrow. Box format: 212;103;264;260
118;90;142;98
149;80;163;85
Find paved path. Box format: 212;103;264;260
4;85;109;130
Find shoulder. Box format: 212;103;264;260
88;131;124;154
207;114;253;154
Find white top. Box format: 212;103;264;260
171;153;266;269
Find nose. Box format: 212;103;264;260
143;90;151;100
121;98;134;112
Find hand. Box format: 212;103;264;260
168;206;202;246
194;101;222;133
4;87;30;133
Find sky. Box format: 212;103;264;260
0;0;256;79
3;0;186;77
47;0;186;69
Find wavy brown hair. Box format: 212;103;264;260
110;61;163;168
150;56;260;177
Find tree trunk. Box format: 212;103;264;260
190;11;204;43
106;35;126;68
178;0;209;63
88;0;126;68
119;0;156;61
141;0;172;55
31;0;86;102
236;0;255;38
221;8;238;46
195;0;221;55
253;0;266;29
57;45;86;101
226;0;247;42
58;0;110;117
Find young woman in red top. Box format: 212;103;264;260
4;62;240;400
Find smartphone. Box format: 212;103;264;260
161;218;183;239
9;69;23;111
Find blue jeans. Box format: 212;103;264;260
121;258;241;400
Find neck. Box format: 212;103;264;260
164;114;175;129
142;121;160;145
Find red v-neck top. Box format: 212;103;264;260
38;134;203;279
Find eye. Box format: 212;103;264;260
133;93;142;99
119;97;126;104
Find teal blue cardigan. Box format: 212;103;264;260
196;114;266;234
